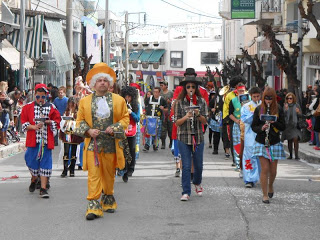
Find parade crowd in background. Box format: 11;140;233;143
1;64;320;220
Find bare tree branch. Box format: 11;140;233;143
298;0;320;41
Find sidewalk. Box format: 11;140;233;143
0;138;26;159
283;142;320;164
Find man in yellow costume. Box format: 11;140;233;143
75;63;129;220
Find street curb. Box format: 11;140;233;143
0;142;26;159
283;144;320;164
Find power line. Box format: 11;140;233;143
175;0;219;17
160;0;222;19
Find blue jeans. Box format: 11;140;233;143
312;116;319;147
178;140;204;196
1;112;10;132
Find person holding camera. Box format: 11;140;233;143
251;87;286;204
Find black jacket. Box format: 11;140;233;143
251;105;286;146
209;94;223;120
312;97;320;132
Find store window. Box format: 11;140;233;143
170;51;183;68
142;62;149;69
201;52;219;64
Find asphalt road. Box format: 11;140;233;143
0;140;320;240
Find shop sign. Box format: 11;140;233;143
166;70;210;77
309;55;320;67
231;0;255;19
136;70;143;79
156;71;163;80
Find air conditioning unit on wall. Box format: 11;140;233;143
274;15;282;26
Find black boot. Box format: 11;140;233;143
161;139;166;149
70;159;76;177
61;160;68;178
212;147;218;154
122;173;128;182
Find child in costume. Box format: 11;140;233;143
20;84;60;198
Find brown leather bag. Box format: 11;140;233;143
314;104;320;117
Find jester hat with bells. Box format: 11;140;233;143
86;62;117;89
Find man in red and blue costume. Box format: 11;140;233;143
20;84;61;198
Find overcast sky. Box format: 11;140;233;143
98;0;222;41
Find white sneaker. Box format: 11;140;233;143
239;170;243;178
194;184;203;196
180;194;190;201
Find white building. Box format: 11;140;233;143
124;22;222;91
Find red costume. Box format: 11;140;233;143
21;102;61;149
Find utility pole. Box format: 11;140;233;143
125;11;129;86
104;0;110;65
297;0;303;104
19;0;25;91
223;19;226;62
66;0;73;97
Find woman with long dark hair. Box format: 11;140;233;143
281;92;302;159
59;97;83;177
120;86;140;182
175;77;208;201
251;87;286;204
208;90;222;154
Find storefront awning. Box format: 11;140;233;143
129;50;143;61
148;49;165;63
8;14;44;59
0;39;34;70
45;19;73;73
139;49;154;62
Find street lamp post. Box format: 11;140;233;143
105;0;110;65
125;11;129;86
123;11;146;86
19;0;25;91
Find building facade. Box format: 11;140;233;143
123;22;222;91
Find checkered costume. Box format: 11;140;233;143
252;142;286;161
20;101;61;177
21;102;60;148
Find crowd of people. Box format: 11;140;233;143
2;63;320;220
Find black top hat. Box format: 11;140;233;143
179;76;201;86
184;68;197;77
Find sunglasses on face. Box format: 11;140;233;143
186;85;196;89
36;95;46;100
286;97;293;100
265;96;273;100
